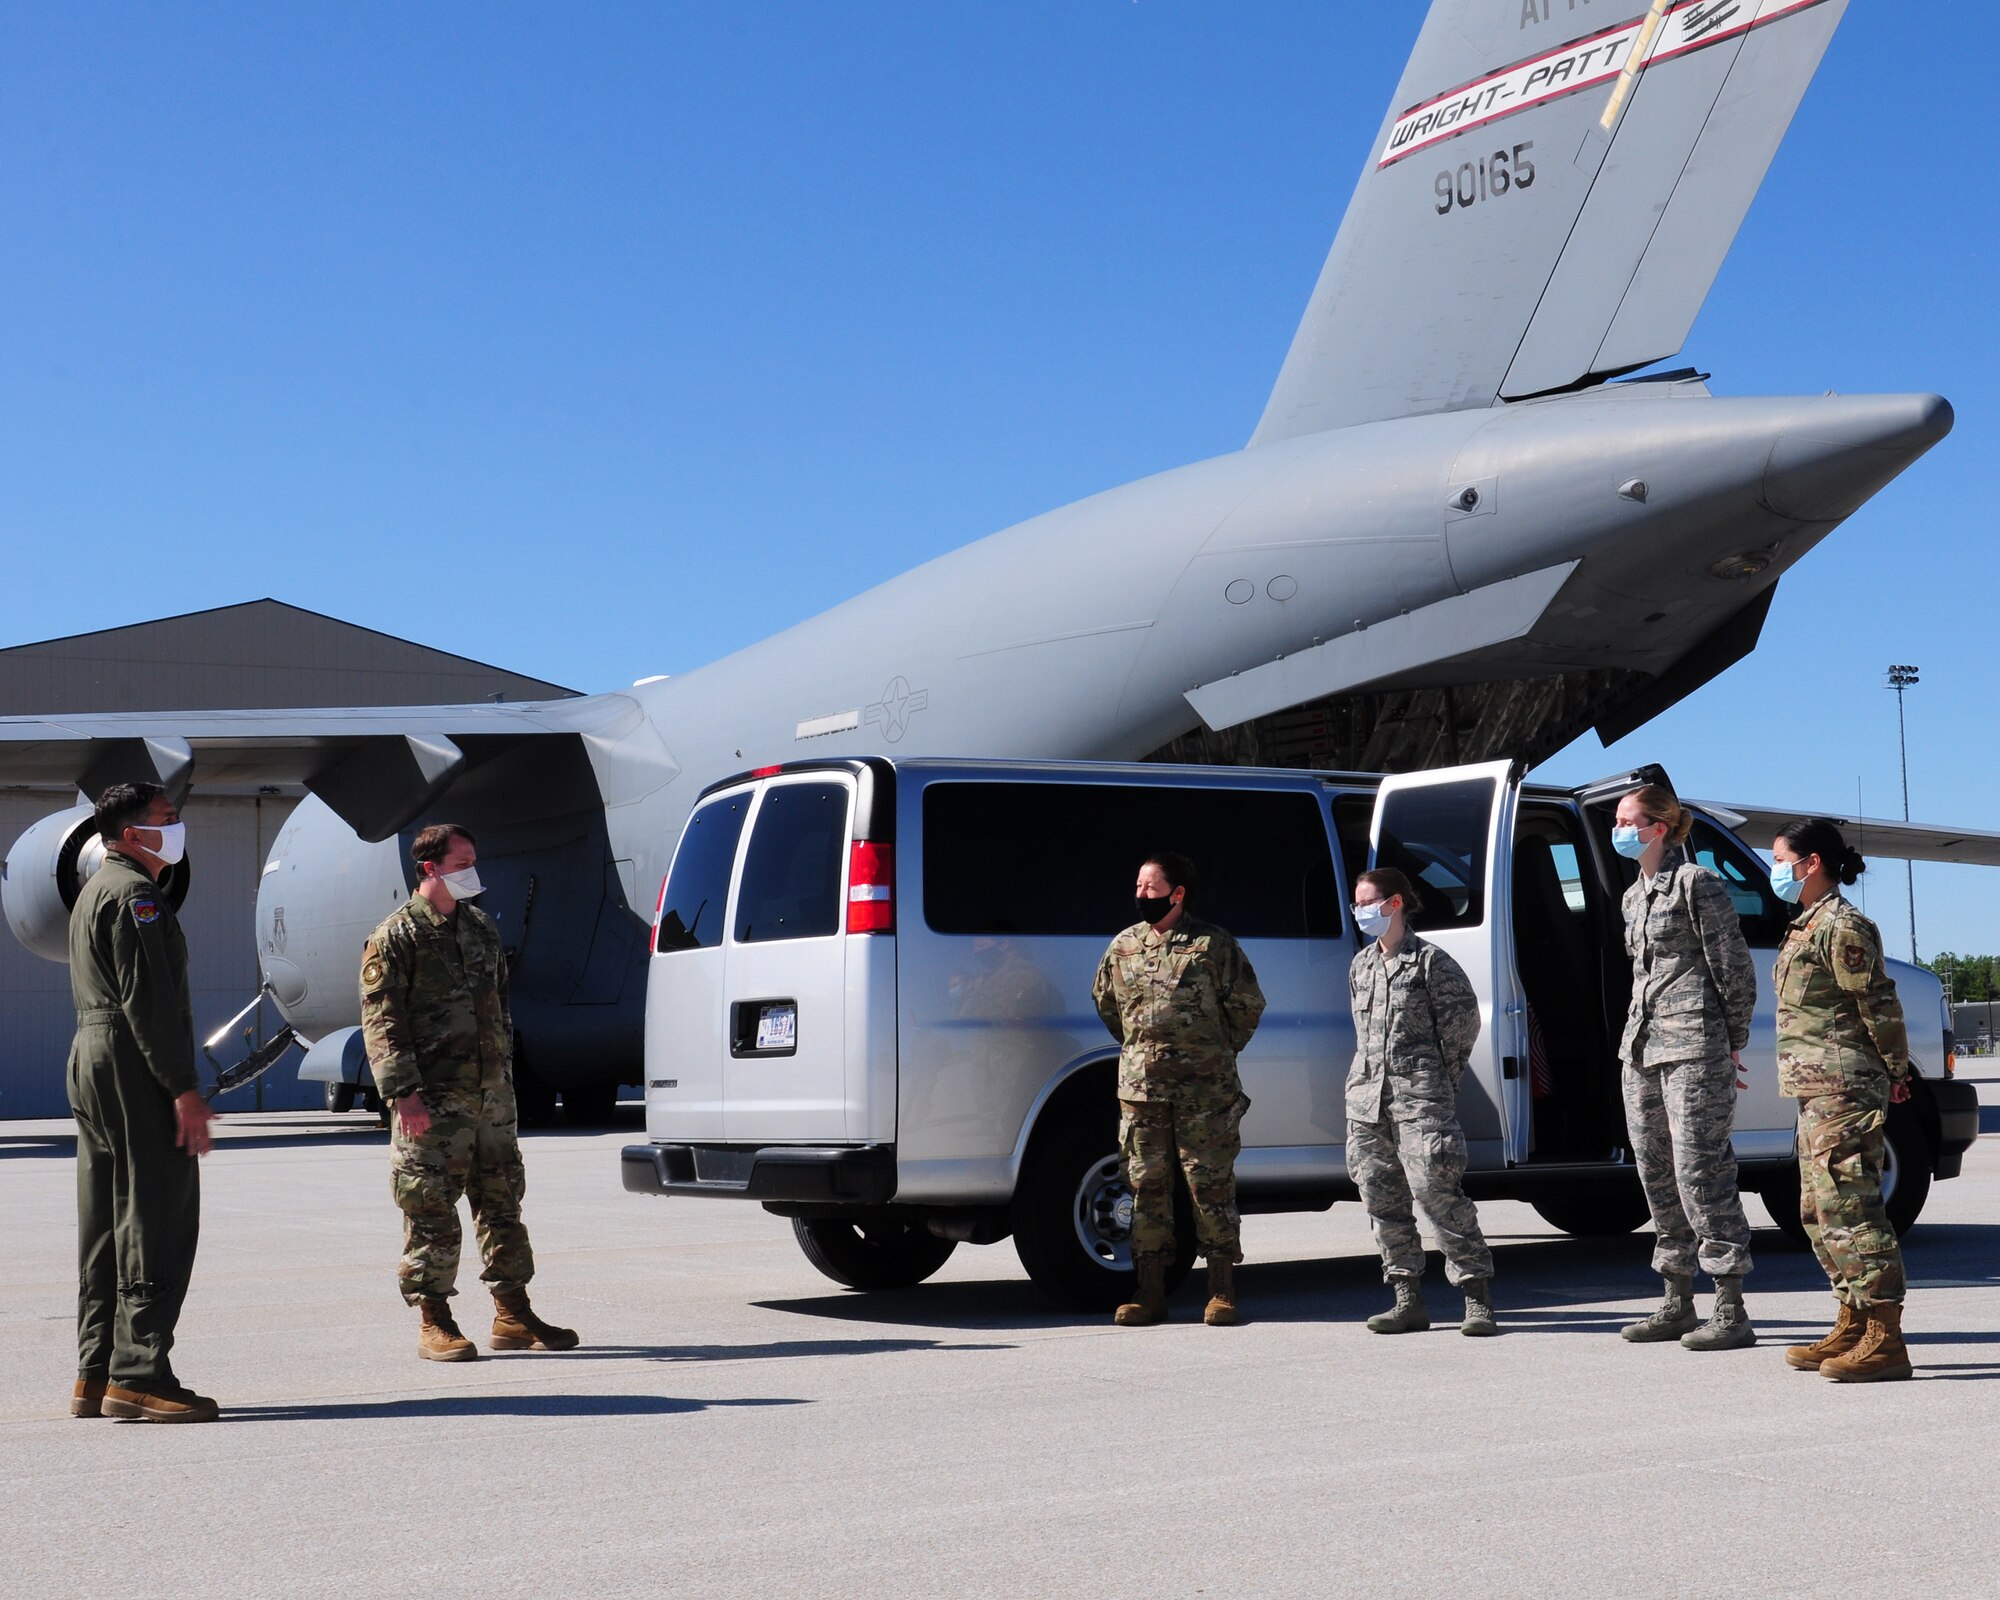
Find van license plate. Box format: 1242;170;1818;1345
755;1004;797;1052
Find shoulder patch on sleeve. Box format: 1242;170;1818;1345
1841;942;1869;973
361;956;387;989
130;898;160;926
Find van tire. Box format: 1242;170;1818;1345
792;1216;958;1291
1759;1099;1933;1245
1011;1106;1195;1311
1530;1192;1652;1238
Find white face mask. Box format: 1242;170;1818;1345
439;865;484;900
136;821;186;865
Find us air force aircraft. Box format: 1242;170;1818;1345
0;0;1964;1108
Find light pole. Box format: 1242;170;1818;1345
1888;663;1919;962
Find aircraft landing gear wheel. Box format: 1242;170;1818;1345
324;1081;358;1114
792;1216;957;1290
561;1081;621;1127
1011;1105;1194;1311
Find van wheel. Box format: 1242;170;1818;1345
1011;1106;1195;1311
792;1217;958;1291
324;1081;357;1114
1530;1191;1652;1238
1761;1101;1933;1243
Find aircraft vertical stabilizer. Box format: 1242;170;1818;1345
1252;0;1848;445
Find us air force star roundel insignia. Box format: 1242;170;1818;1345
131;899;160;926
863;676;930;743
1841;943;1868;973
362;957;386;988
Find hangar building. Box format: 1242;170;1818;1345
0;600;575;1120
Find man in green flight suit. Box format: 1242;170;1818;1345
67;782;218;1423
361;822;578;1361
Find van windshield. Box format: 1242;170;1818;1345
923;782;1340;939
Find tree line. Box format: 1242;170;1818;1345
1923;951;2000;1004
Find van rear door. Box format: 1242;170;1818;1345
723;774;864;1143
1368;761;1530;1168
646;786;754;1140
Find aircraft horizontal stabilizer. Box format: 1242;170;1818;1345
1184;561;1578;734
1687;804;2000;871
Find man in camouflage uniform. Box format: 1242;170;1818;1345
1093;852;1264;1327
1773;841;1912;1382
66;782;218;1423
1346;869;1494;1336
1616;823;1759;1351
361;823;578;1361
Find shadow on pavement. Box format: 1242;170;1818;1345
226;1393;806;1423
0;1137;78;1161
754;1219;2000;1334
504;1338;1013;1362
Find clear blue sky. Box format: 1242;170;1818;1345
2;3;1992;960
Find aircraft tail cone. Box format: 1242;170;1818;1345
1762;393;1954;523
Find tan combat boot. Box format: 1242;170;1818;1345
417;1296;478;1362
1785;1299;1866;1371
70;1378;107;1418
1114;1258;1169;1326
1367;1276;1430;1334
1203;1259;1239;1327
1821;1303;1913;1383
491;1288;580;1352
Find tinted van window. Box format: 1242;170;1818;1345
656;791;750;952
923;782;1340;939
1373;777;1494;930
735;782;849;944
1688;817;1791;948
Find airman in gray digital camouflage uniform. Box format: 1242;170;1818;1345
1345;868;1496;1337
361;823;578;1361
1613;786;1759;1352
1771;818;1914;1383
1093;852;1264;1328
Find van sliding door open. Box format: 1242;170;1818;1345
1368;762;1530;1168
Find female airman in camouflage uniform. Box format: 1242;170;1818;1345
1345;868;1496;1337
1613;785;1759;1352
1770;819;1914;1382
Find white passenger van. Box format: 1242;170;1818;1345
623;757;1978;1309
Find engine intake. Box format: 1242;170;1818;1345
2;804;191;964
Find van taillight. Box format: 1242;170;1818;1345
847;841;894;934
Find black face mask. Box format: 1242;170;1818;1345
1135;892;1178;925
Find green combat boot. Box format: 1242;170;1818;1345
417;1297;478;1362
1115;1258;1169;1326
1786;1299;1866;1372
1203;1259;1239;1327
1459;1279;1498;1338
1367;1277;1430;1334
1681;1275;1756;1351
1620;1273;1697;1343
491;1289;579;1352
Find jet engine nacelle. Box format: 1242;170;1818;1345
1;804;192;964
256;795;413;1043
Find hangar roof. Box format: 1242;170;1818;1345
0;599;576;715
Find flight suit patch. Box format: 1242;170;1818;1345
1841;943;1868;973
131;899;160;926
361;957;386;988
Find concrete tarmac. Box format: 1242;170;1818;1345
4;1076;1997;1600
